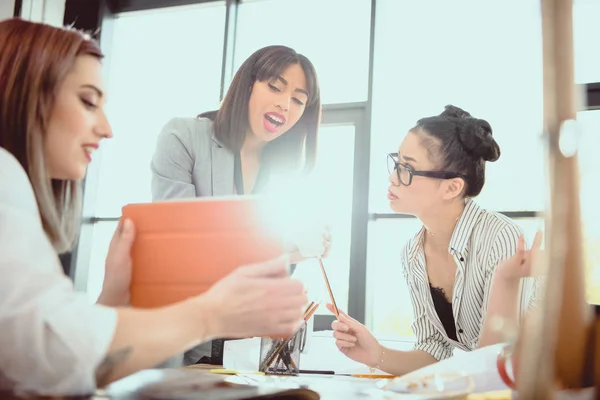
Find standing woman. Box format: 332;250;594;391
151;45;332;365
151;45;330;263
327;105;541;376
0;19;307;396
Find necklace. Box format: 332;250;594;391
425;216;459;238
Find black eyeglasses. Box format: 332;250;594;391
387;153;468;186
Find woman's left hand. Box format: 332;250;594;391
495;231;544;282
289;223;332;260
97;218;136;307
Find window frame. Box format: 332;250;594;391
64;0;600;332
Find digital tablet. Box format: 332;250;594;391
121;196;284;308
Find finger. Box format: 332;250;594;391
321;241;331;258
109;218;124;245
119;219;135;243
333;331;358;343
337;307;357;323
276;293;310;311
265;286;308;310
326;303;347;319
524;231;544;271
532;250;547;276
271;321;304;338
326;304;356;324
332;320;349;332
272;308;306;326
238;254;289;278
326;303;339;315
335;339;356;348
516;234;525;256
531;231;543;253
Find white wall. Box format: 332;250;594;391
0;0;16;20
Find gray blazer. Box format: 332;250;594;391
151;117;236;200
150;117;235;367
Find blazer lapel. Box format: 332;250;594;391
210;138;234;196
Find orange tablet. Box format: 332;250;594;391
122;196;285;308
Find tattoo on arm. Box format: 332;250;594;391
95;347;133;388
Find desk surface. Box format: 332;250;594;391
2;366;513;400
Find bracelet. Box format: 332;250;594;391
369;345;385;373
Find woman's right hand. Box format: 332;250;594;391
327;304;381;368
201;255;307;339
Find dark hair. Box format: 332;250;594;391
199;45;321;174
0;18;103;253
410;105;500;197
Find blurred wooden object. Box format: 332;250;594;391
515;0;595;397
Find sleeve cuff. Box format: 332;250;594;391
46;299;118;393
414;340;453;361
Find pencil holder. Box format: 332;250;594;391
259;321;307;375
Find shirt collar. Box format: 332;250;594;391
448;198;483;254
407;199;483;261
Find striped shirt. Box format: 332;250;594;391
400;199;540;361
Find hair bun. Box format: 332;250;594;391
439;105;500;162
440;104;472;119
458;118;500;162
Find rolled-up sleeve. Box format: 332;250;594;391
411;312;454;361
0;153;117;396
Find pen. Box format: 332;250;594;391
350;374;395;379
299;369;336;375
318;257;339;317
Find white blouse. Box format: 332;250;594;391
0;147;117;396
401;199;540;361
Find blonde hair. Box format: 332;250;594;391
0;18;103;253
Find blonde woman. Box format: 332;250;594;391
0;18;306;396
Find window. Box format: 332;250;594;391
574;0;600;84
571;0;600;304
86;221;119;302
367;0;545;334
77;2;227;295
575;110;600;304
94;2;226;217
285;124;356;316
369;0;545;214
233;0;371;104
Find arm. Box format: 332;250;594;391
151;118;198;201
1;206;304;395
332;249;451;376
477;225;542;348
375;311;448;376
0;200;213;395
94;299;212;387
477;273;521;347
329;302;446;377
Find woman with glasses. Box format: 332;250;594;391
328;105;542;376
